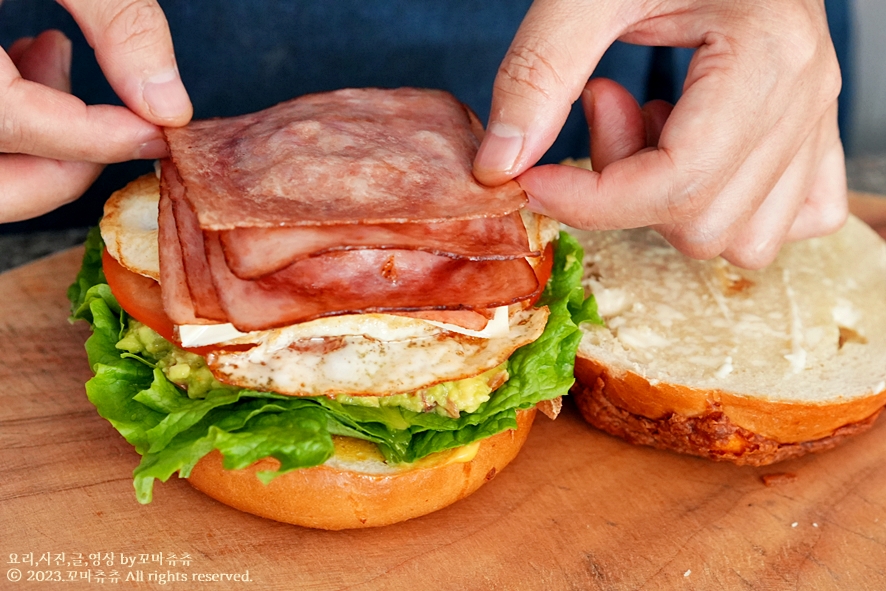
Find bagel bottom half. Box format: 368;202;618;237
187;407;537;529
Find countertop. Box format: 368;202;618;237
4;247;886;590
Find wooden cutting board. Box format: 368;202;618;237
3;215;886;591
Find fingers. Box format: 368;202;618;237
521;58;764;230
719;137;846;268
1;33;104;223
473;0;620;185
654;98;817;262
0;154;103;223
0;2;186;164
657;101;844;268
584;78;646;170
582;78;673;170
12;30;72;93
678;131;820;269
520;72;843;269
785;133;848;242
7;37;35;64
0;75;168;162
59;0;192;126
0;3;187;224
525;7;840;236
517;78;675;230
0;51;167;162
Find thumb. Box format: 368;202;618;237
59;0;192;126
473;0;621;185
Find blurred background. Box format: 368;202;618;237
845;0;886;194
0;0;884;272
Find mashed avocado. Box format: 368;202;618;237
116;320;509;415
116;321;230;398
334;364;508;418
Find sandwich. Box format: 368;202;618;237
68;88;600;529
565;160;886;464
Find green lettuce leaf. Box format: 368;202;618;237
70;229;600;502
68;226;108;322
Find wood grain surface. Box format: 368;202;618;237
3;205;886;591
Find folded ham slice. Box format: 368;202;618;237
158;169;213;326
163;162;228;322
219;213;537;279
204;233;539;332
158;88;542;332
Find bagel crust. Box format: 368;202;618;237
187;408;536;529
572;364;883;466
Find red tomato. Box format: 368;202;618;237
101;249;231;356
528;242;555;306
102;249;176;341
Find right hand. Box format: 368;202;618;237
1;0;192;223
474;0;846;269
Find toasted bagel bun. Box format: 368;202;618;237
568;215;886;465
187;407;536;529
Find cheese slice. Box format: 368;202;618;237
178;305;510;348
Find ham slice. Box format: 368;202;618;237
219;212;537;279
162;88;526;229
158;169;212;326
159;160;227;321
394;309;494;331
158;88;541;332
204;233;539;332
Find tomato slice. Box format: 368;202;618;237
102;249;234;356
528;242;555;306
102;249;176;341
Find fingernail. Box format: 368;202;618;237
475;122;524;174
137;138;169;159
143;68;190;120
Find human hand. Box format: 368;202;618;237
474;0;845;269
1;0;191;223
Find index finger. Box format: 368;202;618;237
473;0;620;186
0;52;166;162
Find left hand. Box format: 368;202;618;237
1;0;191;223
